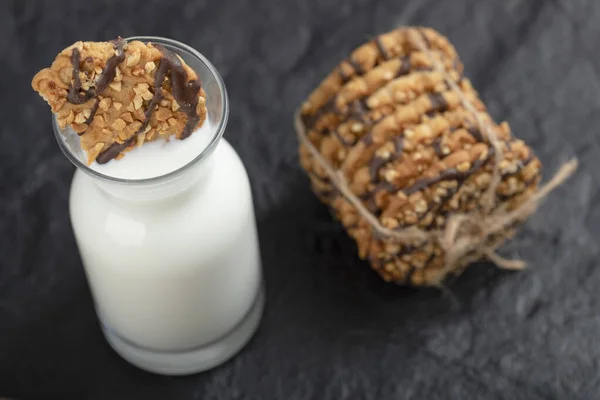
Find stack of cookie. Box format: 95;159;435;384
298;27;543;286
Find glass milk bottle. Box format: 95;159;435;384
53;37;264;375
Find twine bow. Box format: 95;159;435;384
295;29;577;286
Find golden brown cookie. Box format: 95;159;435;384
32;37;207;165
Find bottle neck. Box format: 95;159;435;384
87;153;216;203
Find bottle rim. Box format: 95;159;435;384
52;36;229;185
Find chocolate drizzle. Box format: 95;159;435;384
332;129;354;147
375;37;390;61
366;196;379;214
467;127;484;142
432;137;444;158
68;38;126;105
319;190;336;201
68;49;88;104
339;67;351;84
520;150;535;168
431;126;484;160
395;134;405;151
95;41;203;164
369;135;405;181
421;92;448;122
420;180;466;228
393;135;405;159
365;146;494;222
154;44;202;140
362;132;374;145
419;147;497;229
302;94;340;129
358;191;378;214
347;57;364;75
375;181;397;193
428;92;448;113
85;98;100;125
358;116;386;146
369;157;389;182
413;66;432;72
396;55;411;78
96;137;135;165
419;29;431;49
403;153;488;196
347;98;370;124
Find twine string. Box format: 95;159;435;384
295;29;577;285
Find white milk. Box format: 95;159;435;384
68;122;264;375
88;120;213;180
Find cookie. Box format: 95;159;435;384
32;37;207;165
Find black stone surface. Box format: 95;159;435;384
0;0;597;398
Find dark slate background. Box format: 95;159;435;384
0;0;597;398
